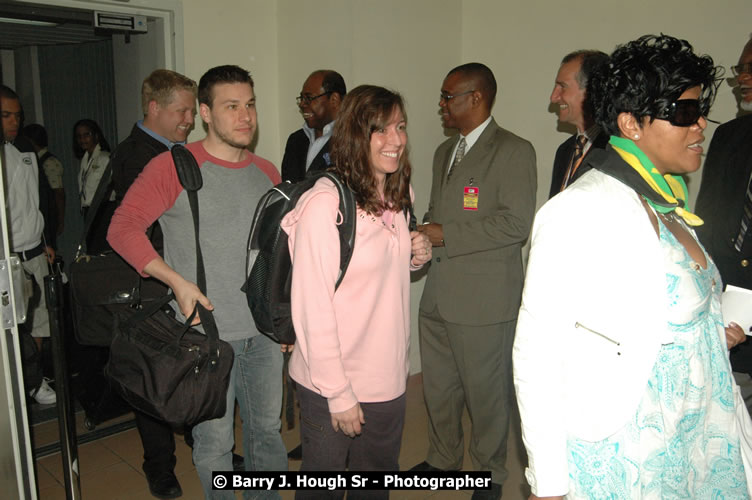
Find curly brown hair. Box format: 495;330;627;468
330;85;411;215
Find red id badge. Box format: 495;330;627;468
463;186;478;211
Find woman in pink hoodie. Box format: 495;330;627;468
282;85;432;497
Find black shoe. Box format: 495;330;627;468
287;444;302;460
408;461;444;473
471;482;502;500
147;472;182;499
232;453;244;471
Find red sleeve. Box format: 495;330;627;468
107;151;183;276
252;155;281;185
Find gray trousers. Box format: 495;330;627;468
418;305;515;485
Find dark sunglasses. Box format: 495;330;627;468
655;99;708;127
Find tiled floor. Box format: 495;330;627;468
32;374;529;499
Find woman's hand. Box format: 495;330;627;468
330;403;365;438
281;343;295;353
725;322;746;350
410;230;432;267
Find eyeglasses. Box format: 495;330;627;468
296;92;332;106
731;63;752;77
655;99;708;127
439;90;475;102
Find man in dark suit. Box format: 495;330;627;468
695;35;752;410
110;69;197;500
548;50;609;199
281;70;345;183
413;63;537;500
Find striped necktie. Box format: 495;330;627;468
446;137;466;180
560;134;588;193
734;174;752;252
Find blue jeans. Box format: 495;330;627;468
192;335;287;499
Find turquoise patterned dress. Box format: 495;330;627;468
566;219;750;499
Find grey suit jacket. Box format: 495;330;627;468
420;118;537;325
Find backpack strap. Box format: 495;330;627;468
38;151;53;165
320;172;356;289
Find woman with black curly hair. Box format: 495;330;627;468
514;34;752;499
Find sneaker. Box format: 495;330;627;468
29;378;56;405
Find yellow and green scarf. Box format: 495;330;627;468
605;135;703;226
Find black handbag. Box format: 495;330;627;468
69;161;167;346
105;145;234;429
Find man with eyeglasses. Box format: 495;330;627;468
695;34;752;413
548;50;609;199
281;70;346;183
413;63;537;500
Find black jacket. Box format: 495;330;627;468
280;128;332;183
548;130;608;199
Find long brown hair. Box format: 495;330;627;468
331;85;411;215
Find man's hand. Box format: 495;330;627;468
417;223;444;247
171;277;214;325
281;344;295;353
330;403;365;438
142;257;213;325
725;322;746;350
410;231;432;266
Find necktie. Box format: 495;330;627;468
559;134;588;193
734;174;752;251
447;137;466;180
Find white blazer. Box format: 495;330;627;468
513;167;683;496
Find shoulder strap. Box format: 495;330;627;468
38;151;53;165
169;145;222;369
404;203;416;232
320;171;356;289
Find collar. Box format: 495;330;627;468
137;120;184;150
302;120;335;144
579;124;601;142
460;115;492;153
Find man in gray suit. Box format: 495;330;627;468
414;63;537;500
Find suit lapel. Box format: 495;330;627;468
441;118;498;187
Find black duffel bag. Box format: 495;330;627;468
106;295;233;428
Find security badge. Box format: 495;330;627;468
463;179;478;211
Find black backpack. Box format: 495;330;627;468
242;171;357;345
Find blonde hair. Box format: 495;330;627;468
141;69;197;115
